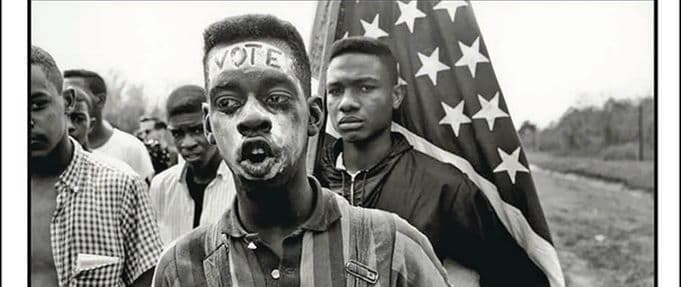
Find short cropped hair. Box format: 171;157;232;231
329;37;398;85
139;116;167;130
63;69;107;100
202;14;311;97
30;46;63;94
70;87;94;112
166;85;206;118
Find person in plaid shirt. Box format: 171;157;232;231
30;45;163;286
152;14;451;287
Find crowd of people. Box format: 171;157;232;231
30;13;548;287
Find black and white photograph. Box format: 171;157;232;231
2;0;679;286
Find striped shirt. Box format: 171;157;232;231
149;161;236;246
51;138;163;286
153;177;450;287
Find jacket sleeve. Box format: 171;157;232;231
441;179;550;287
152;246;180;287
391;215;451;287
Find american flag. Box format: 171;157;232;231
307;0;564;286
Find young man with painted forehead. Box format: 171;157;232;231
153;14;450;287
317;37;549;286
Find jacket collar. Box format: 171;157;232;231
327;132;413;175
219;176;341;238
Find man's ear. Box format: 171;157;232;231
202;103;216;144
94;93;106;109
88;117;97;134
63;89;76;112
307;96;323;137
391;83;406;110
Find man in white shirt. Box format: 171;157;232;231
63;69;155;183
149;85;236;245
62;86;139;177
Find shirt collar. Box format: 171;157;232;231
57;137;84;193
220;176;342;238
178;159;231;183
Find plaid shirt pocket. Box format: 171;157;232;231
69;259;125;286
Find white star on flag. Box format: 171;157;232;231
439;101;470;137
361;14;388;39
455;37;489;78
472;92;509;131
415;47;450;85
342;31;349;39
493;147;529;184
395;0;426;33
433;0;468;23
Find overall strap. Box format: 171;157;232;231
346;208;381;286
203;222;231;287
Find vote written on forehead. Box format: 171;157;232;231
209;42;294;77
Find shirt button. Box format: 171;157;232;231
271;269;280;280
247;242;257;250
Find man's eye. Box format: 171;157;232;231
192;126;204;135
360;85;375;92
215;97;242;110
327;87;343;97
265;93;290;104
31;100;48;111
170;130;183;139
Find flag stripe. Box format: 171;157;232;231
391;122;564;287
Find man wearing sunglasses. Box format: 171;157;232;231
149;85;236;246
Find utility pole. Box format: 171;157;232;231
638;102;644;161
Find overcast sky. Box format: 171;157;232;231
31;1;653;128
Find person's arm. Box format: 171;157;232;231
121;177;164;286
130;269;154;287
391;216;451;287
442;180;550;287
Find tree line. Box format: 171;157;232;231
519;96;654;161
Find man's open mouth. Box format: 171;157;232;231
241;138;275;163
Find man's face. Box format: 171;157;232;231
30;65;67;158
64;89;93;147
138;120;163;142
326;53;400;143
64;77;103;115
168;112;218;168
204;40;316;184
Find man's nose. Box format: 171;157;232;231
238;113;272;137
66;119;76;134
338;90;360;113
179;135;198;149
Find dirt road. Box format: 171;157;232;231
533;166;655;287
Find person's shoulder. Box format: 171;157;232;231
112;128;146;148
405;148;467;177
151;164;183;187
79;150;146;193
403;149;479;195
91;150;139;177
82;150;138;182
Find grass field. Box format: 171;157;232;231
528;152;655;287
525;151;654;191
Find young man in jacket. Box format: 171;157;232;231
317;36;549;287
152;14;450;287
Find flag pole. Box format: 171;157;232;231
306;0;341;175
